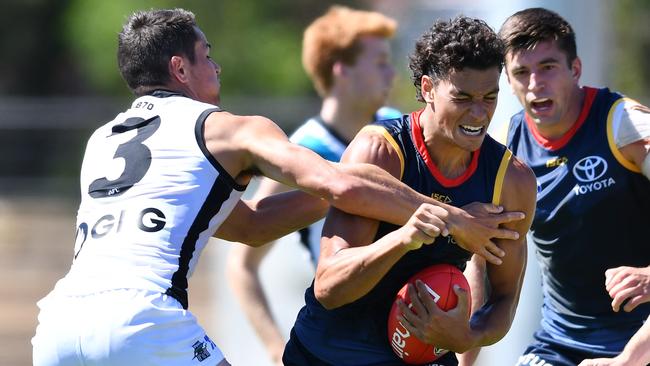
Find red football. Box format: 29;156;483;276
387;264;471;364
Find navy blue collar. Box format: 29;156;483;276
147;89;186;98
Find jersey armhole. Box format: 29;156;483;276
359;125;405;180
195;108;247;191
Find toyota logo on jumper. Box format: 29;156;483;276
572;156;608;182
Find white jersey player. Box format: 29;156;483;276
34;91;240;365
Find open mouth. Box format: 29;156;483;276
530;98;553;112
459;124;485;137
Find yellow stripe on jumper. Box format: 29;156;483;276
492;149;513;205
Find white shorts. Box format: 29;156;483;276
32;288;225;366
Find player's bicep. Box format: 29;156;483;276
318;129;396;258
342;128;403;180
498;156;536;240
239;116;338;192
488;156;537;295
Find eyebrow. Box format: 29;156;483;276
455;87;500;97
538;57;560;64
512;56;560;70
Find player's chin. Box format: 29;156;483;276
456;133;486;152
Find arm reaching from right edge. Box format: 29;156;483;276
576;266;650;366
577;315;650;366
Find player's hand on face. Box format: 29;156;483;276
396;281;474;353
605;265;650;312
400;203;448;251
447;203;525;265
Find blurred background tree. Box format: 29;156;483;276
1;0;369;98
1;0;648;99
613;0;650;102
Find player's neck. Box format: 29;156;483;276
426;140;473;179
419;107;473;179
320;97;375;142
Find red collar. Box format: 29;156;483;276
525;86;597;150
410;109;480;188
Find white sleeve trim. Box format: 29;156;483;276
614;101;650;148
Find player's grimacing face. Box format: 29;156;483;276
431;67;500;152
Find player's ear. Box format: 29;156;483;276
169;55;188;83
421;75;435;104
570;56;582;82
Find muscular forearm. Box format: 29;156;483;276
315;230;410;309
251;190;328;237
457;256;488;364
215;190;328;245
334;163;450;226
465;238;527;349
467;293;520;348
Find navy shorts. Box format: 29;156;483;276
515;330;620;366
283;329;331;366
283;328;459;366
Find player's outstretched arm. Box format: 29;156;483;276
214;188;327;245
207;113;524;263
237;115;452;228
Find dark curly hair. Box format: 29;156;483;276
118;8;199;95
409;16;504;102
498;8;576;67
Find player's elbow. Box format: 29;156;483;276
314;282;343;310
313;271;351;310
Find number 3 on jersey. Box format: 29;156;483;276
88;116;161;198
